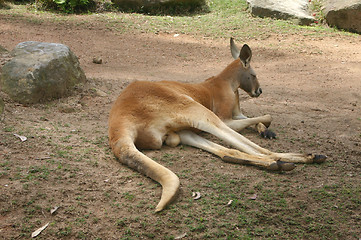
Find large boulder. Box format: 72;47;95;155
324;0;361;34
246;0;314;25
0;41;86;104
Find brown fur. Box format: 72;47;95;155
108;38;326;212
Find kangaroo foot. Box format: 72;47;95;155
268;161;296;171
308;154;327;163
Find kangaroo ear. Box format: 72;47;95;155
239;44;252;68
230;38;240;60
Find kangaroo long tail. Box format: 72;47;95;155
111;138;180;212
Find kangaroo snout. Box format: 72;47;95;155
258;88;262;95
251;88;262;97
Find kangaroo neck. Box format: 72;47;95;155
215;59;242;92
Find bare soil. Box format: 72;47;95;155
0;12;360;240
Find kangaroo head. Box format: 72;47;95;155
230;38;262;98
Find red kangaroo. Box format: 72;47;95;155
108;38;326;212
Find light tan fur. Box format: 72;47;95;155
108;38;326;212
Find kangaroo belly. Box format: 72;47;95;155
134;120;191;150
135;129;164;150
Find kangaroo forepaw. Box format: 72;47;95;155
268;161;295;171
260;129;276;139
309;154;327;163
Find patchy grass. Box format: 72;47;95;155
3;110;358;239
0;1;360;239
0;0;355;41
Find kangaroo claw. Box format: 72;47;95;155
268;161;295;171
312;154;327;163
260;129;276;139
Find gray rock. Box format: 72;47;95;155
247;0;314;25
324;0;361;33
0;41;86;104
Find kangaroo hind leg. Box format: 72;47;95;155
271;152;327;164
178;102;324;167
178;130;295;171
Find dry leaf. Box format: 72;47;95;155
248;193;257;200
192;192;201;200
14;133;27;142
50;206;59;214
175;232;187;239
31;222;49;238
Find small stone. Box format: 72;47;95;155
92;57;102;64
58;106;77;113
95;89;107;97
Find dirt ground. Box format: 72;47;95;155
0;11;360;240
